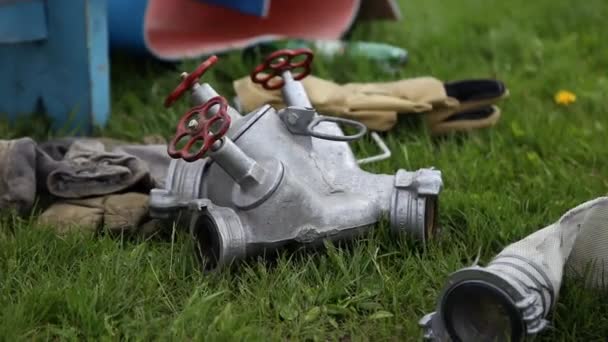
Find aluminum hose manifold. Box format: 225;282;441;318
149;49;444;270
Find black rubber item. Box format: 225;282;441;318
444;106;495;122
444;79;506;102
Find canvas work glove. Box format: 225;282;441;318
37;192;159;236
39;139;154;199
233;74;508;135
0;138;38;214
39;137;171;192
0;136;171;215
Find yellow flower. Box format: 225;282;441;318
554;90;576;105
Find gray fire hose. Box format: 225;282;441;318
420;196;608;342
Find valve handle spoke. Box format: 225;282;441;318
250;48;314;90
164;55;219;108
168;96;231;162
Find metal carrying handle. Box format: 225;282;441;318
356;132;392;165
306;116;367;142
164;55;219;108
168;96;231;162
250;48;314;90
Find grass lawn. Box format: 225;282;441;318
2;0;608;340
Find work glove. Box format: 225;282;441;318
37;192;160;236
233;74;508;135
0;138;38;214
39;139;154;199
0;136;171;214
38;136;173;197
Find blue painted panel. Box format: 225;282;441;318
87;0;111;127
197;0;269;17
107;0;147;54
0;0;110;134
0;0;48;43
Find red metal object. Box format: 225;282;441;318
164;55;219;108
168;96;231;162
250;48;313;90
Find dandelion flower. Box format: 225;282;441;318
554;90;576;106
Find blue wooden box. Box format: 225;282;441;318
0;0;110;134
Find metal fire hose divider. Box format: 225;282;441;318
149;48;444;270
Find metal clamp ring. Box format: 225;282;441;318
306;116;367;142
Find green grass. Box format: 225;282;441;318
2;0;608;340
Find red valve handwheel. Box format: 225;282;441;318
164;55;219;108
167;96;231;162
250;48;314;90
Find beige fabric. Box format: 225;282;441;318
341;78;457;108
103;193;152;232
37;192;158;236
233;74;505;134
429;106;502;136
37;197;105;235
425;89;510;127
234;74;438;131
